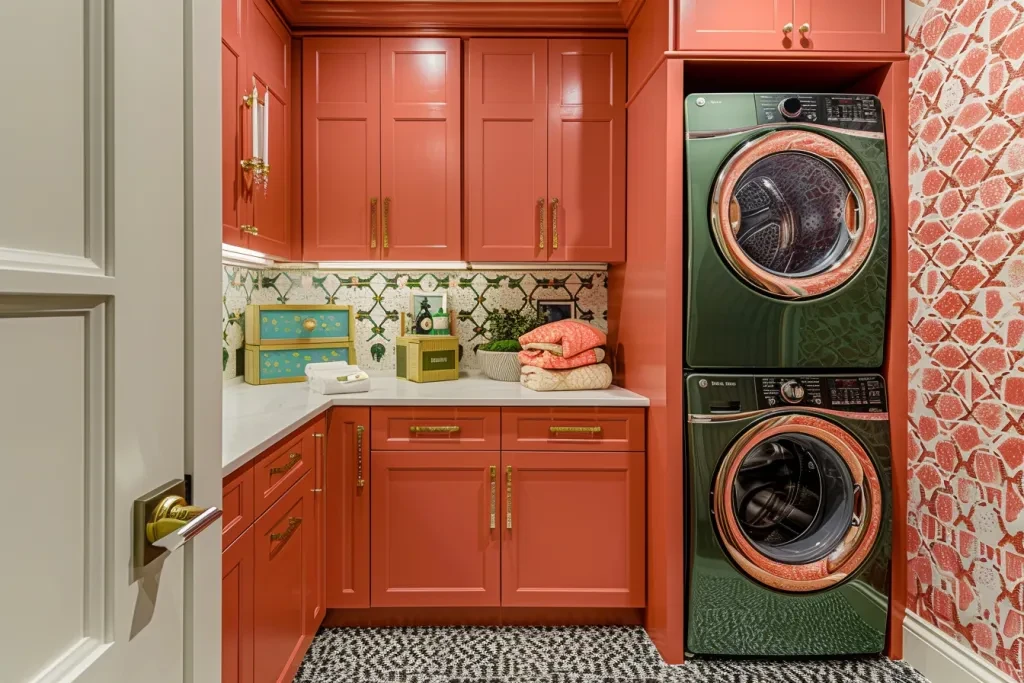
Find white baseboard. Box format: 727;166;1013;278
903;612;1015;683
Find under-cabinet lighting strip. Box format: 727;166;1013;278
222;245;608;271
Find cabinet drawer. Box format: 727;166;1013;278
245;304;354;345
371;407;500;451
253;427;311;518
501;408;645;452
222;462;255;550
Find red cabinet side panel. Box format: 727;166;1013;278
223;526;255;683
326;407;372;609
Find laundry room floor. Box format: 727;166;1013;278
293;626;929;683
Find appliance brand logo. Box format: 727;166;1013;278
699;379;736;388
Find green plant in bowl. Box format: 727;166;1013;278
476;308;546;380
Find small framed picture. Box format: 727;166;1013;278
409;289;447;334
537;300;574;323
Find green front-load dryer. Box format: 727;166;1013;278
686;373;892;656
685;93;890;369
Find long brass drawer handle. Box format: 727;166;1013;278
370;197;378;248
550;197;559;250
409;425;461;434
538;197;546;249
269;452;301;475
383;196;391;249
356;425;365;489
489;465;497;530
506;466;513;530
270;516;302;543
549;426;603;434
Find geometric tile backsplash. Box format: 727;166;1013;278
222;265;608;381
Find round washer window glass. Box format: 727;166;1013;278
731;433;855;565
729;152;855;278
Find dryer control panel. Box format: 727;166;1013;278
755;375;887;413
754;93;884;133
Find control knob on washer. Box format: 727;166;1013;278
780;380;806;404
779;97;803;120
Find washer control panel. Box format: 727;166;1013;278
754;93;884;133
755;376;887;413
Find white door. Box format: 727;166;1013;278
0;2;223;682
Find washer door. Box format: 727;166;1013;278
710;130;878;299
713;414;882;593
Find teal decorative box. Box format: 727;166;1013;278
244;343;356;385
245;304;354;345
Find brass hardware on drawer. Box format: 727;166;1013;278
383;196;391;249
356;425;365;489
370;197;378;248
313;433;324;493
506;465;513;530
311;488;323;493
271;516;302;542
240;224;259;236
302;318;317;332
489;465;497;530
409;425;461;434
799;22;810;34
549;426;603;434
550;197;560;249
270;452;301;475
538;198;546;249
782;22;793;33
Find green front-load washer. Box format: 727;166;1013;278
686;373;892;657
685;93;890;369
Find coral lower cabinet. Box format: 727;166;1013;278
221;0;296;259
677;0;903;53
369;407;645;608
465;39;626;263
302;38;462;261
221;415;326;683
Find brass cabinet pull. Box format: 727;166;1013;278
312;433;324;493
799;22;810;34
549;426;603;434
241;224;258;236
383;196;391;248
782;22;793;33
302;318;317;332
356;425;365;489
489;465;497;530
505;465;513;529
270;452;301;475
409;425;461;433
538;197;546;249
550;197;559;249
270;516;302;543
370;197;378;248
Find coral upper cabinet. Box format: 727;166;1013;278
466;39;626;262
303;38;462;261
677;0;902;53
221;0;296;259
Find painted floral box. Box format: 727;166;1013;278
244;304;354;345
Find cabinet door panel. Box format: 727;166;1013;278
796;0;902;52
302;38;381;261
466;39;548;262
502;451;645;607
247;0;294;259
371;450;500;607
547;40;626;263
222;0;250;247
253;474;312;683
223;527;254;683
677;0;794;51
380;38;461;260
326;407;371;608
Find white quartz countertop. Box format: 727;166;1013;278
222;374;649;476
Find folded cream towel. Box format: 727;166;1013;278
520;364;612;392
305;361;355;379
308;372;371;395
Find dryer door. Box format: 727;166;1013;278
711;129;878;299
712;413;882;593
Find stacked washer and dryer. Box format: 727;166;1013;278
683;93;894;657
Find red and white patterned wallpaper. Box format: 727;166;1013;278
906;0;1024;679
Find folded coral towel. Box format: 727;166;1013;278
518;320;606;359
520;364;613;392
519;346;605;369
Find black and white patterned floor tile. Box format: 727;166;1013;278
293;626;929;683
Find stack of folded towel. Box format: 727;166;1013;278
304;361;371;395
517;320;612;392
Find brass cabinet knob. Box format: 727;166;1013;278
241;224;258;236
302;318;317;332
799;23;810;34
782;22;793;33
145;495;222;549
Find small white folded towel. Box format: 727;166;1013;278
305;361;357;379
308;371;371;395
